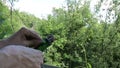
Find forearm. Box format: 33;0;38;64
0;45;43;68
0;39;10;48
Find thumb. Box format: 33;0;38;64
24;39;43;48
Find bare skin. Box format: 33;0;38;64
0;27;43;48
0;27;44;68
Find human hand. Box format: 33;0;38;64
6;27;43;48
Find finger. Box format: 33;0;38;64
24;39;43;48
21;27;42;41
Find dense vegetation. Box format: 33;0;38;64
0;0;120;68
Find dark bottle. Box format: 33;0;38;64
35;34;55;51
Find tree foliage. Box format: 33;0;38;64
0;0;120;68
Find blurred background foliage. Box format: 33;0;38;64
0;0;120;68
